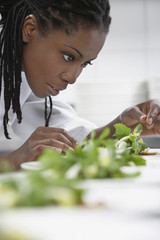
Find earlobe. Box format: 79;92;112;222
22;14;37;43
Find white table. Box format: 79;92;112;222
0;150;160;240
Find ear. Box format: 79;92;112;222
22;14;38;43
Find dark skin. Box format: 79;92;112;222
1;15;160;170
1;127;77;170
92;99;160;140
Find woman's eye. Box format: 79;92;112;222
63;54;74;62
82;61;93;68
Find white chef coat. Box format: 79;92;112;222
0;73;97;154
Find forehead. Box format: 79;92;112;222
69;28;106;52
41;27;107;58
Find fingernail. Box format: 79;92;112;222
148;118;153;125
74;142;79;148
69;147;74;151
54;147;62;153
140;115;146;121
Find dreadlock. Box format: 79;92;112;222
0;0;111;138
45;95;53;127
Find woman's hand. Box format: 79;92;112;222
1;127;77;169
120;99;160;135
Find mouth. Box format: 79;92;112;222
47;84;66;96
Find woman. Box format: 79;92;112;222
0;0;160;169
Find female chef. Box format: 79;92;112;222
0;0;160;169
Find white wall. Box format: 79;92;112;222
60;0;160;127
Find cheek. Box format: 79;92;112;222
23;44;39;81
23;49;58;83
39;62;63;84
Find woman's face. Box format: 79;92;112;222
22;16;106;98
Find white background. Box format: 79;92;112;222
61;0;160;126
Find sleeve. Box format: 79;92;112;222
11;93;98;144
49;95;98;143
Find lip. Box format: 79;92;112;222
47;84;66;96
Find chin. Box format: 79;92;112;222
33;91;47;98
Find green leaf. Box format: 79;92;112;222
99;127;110;140
133;124;143;134
0;123;148;209
90;130;96;140
38;148;74;174
114;123;131;139
127;154;146;166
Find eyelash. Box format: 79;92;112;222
63;53;75;62
82;61;93;68
63;53;93;68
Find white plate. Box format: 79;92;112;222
120;166;144;174
21;161;42;170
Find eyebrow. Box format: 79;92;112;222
63;44;97;62
64;44;83;58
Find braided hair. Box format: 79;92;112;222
0;0;111;138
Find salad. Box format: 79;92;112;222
0;230;35;240
38;123;146;179
0;124;147;208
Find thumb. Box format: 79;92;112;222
130;106;146;123
140;115;147;122
122;106;146;126
146;107;159;125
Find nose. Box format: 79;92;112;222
60;65;82;84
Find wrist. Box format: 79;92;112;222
0;153;17;172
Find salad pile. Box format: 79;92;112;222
0;230;34;240
0;124;147;208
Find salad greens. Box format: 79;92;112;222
114;123;146;154
0;230;35;240
0;123;147;208
0;173;83;208
114;123;146;166
38;123;146;179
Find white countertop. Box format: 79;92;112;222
0;150;160;240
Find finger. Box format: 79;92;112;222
53;132;76;149
148;115;160;129
63;131;77;147
146;103;160;125
140;125;160;136
155;115;160;126
31;145;64;162
36;138;74;152
43;127;77;148
128;106;147;123
52;147;63;153
140;115;147;122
